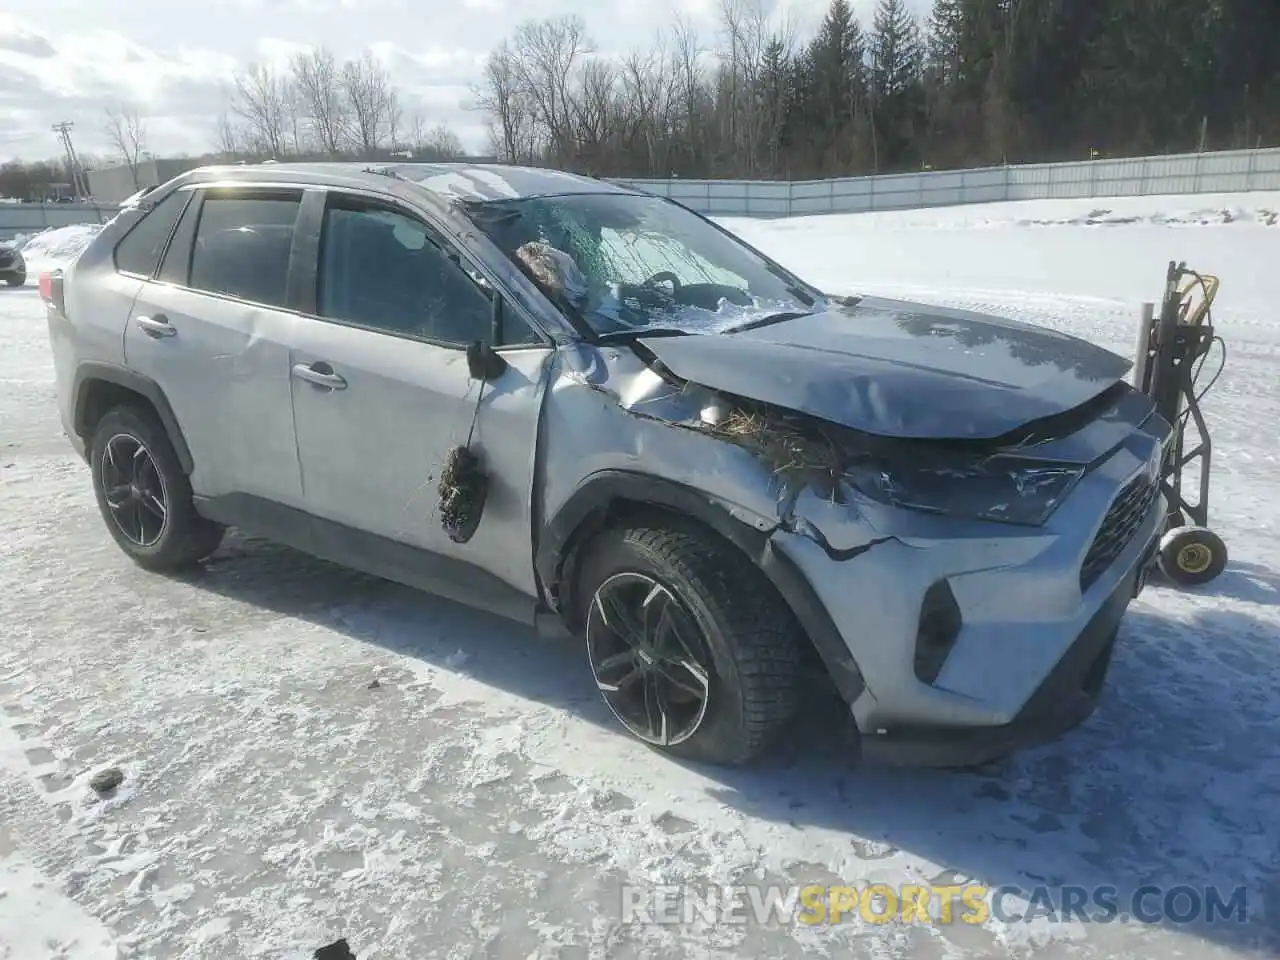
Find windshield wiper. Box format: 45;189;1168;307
597;326;691;342
720;310;815;334
764;262;816;306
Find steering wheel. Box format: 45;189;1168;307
642;270;682;293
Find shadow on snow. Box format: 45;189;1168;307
181;531;1280;956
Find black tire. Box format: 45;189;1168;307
4;273;24;287
1157;525;1228;587
575;520;804;766
89;404;224;571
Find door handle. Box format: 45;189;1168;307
136;314;176;338
292;361;348;391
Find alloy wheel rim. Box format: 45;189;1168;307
100;433;168;547
586;572;712;747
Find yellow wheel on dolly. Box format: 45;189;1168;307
1157;526;1228;587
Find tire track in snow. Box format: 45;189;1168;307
0;687;123;959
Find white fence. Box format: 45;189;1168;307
0;203;112;240
612;147;1280;217
4;148;1278;236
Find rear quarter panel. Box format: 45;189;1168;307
48;215;147;440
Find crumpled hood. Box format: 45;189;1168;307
637;296;1133;441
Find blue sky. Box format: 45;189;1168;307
0;0;931;164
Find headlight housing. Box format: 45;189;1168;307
845;455;1084;526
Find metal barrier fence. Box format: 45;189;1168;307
0;202;112;240
612;147;1280;217
3;147;1277;236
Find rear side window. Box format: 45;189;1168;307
113;190;189;278
188;194;301;309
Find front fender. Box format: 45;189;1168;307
536;469;867;705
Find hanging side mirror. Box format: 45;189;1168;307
467;339;508;381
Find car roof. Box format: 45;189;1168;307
176;161;637;206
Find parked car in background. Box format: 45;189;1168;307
40;162;1170;767
0;239;25;286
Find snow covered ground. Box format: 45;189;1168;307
1;194;1278;959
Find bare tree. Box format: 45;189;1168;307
569;58;619;173
621;41;679;176
671;17;708;172
291;48;348;156
474;41;533;163
104;105;147;187
341;52;400;156
510;15;592;165
405;112;429;156
213;109;240;158
282;79;304;156
230;62;289;157
425;123;465;159
717;0;778;176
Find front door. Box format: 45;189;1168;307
289;191;551;596
123;187;306;506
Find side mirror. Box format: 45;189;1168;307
467;339;508;381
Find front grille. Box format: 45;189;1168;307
1080;472;1158;591
0;250;14;267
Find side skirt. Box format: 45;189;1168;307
194;493;542;629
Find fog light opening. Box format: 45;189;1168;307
914;579;963;685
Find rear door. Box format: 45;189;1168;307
288;188;553;595
122;186;308;506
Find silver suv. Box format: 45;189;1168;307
42;163;1170;767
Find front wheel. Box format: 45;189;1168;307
89;404;225;571
576;522;805;766
4;273;24;287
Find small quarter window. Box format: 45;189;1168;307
113;190;189;278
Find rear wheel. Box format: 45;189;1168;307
576;521;804;765
89;405;224;571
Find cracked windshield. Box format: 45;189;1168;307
465;192;817;335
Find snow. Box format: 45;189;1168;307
1;192;1278;959
10;223;103;280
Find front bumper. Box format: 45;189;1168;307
774;429;1166;767
857;548;1150;766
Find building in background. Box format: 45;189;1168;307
87;158;204;204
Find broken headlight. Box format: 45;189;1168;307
844;455;1084;526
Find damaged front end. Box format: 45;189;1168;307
703;398;1095;534
538;331;1167;749
542;326;1154;574
456;184;1166;761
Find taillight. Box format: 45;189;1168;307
38;271;66;315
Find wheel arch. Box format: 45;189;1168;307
536;470;867;705
72;362;194;475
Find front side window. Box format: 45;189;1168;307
113;189;189;278
188;193;300;309
463;192;818;337
317;201;498;346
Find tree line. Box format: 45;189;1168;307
3;0;1278;201
215;48;467;163
475;0;1280;179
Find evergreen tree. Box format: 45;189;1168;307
871;0;923;100
926;0;964;83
